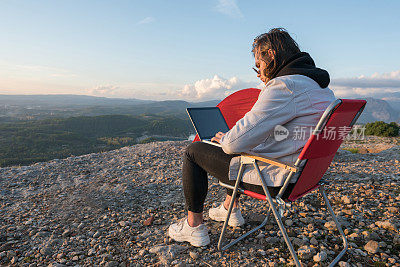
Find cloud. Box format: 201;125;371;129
332;70;400;88
215;0;243;18
179;75;260;101
330;70;400;99
137;16;155;25
88;85;120;97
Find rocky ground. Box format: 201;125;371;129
340;135;400;154
0;136;399;266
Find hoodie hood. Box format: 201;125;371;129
271;52;330;88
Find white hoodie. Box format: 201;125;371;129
220;74;336;186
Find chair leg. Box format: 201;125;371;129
218;164;244;251
253;162;302;267
219;206;272;251
217;162;273;251
319;186;348;267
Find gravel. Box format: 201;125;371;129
0;136;399;266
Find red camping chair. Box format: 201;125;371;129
217;98;367;267
193;88;261;142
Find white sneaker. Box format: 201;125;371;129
168;218;210;247
208;203;245;227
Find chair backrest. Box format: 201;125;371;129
193;88;261;142
287;99;367;201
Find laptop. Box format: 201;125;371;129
186;107;230;147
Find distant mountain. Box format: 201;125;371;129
0;94;220;108
382;92;400;113
0;94;154;107
4;94;397;124
0;94;222;122
358;97;400;123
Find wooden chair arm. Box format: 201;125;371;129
241;153;298;173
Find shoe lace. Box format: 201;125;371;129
176;217;187;231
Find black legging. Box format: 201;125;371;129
182;141;294;213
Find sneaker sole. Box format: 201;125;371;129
209;213;245;227
168;228;210;247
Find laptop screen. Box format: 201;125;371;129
187;107;230;140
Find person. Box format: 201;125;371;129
168;28;336;247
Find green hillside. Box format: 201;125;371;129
0;114;192;167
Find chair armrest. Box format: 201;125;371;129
241;153;298;173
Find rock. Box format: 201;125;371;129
393;235;400;245
88;248;96;256
370;231;380;240
40;246;53;255
285;219;293;226
341;195;351;204
310;237;318;245
324;221;336;231
338;261;351;267
258;249;266;256
143;216;155;226
265;237;279;244
10;257;17;264
313;251;327;262
354;248;367;256
255;232;264;239
293;238;305;247
364;240;379;254
361;230;371;240
387;207;399;213
138;249;147;256
297;245;315;260
102;253;113;261
378;241;387;248
62;229;71;237
248;212;265;223
105;261;119;267
189;251;199;260
375;220;396;231
299;218;309;224
149;244;187;261
93;231;101;238
349;232;359;239
6;250;16;257
48;263;67;267
56;253;64;259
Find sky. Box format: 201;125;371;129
0;0;399;102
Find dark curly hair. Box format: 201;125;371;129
252;28;300;79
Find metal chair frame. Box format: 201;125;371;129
217;99;366;267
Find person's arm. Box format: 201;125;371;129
219;79;296;154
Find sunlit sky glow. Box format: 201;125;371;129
0;0;399;101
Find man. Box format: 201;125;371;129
168;28;336;247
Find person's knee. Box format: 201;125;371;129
185;141;206;161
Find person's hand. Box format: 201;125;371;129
211;132;226;144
